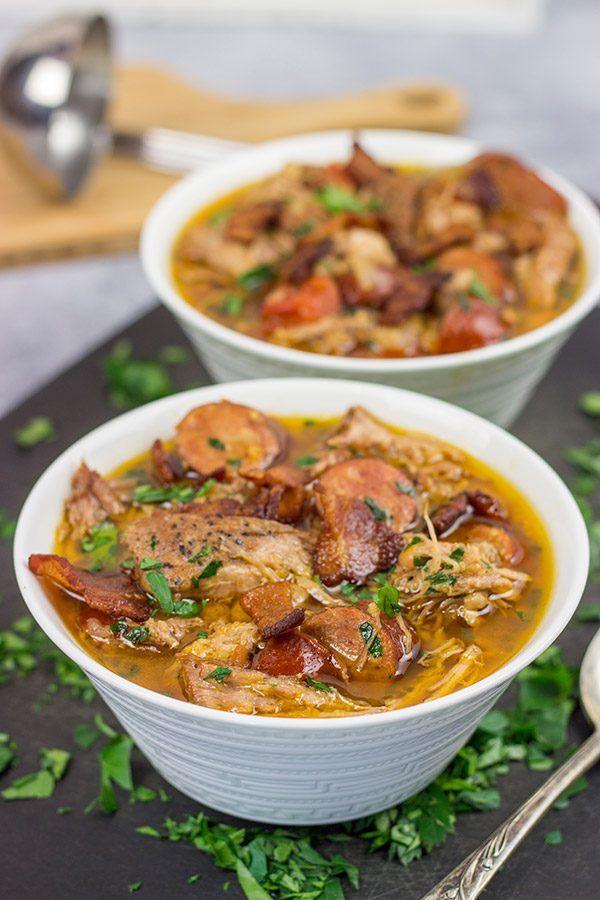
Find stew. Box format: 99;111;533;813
30;401;551;717
172;142;583;358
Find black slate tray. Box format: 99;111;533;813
1;306;599;900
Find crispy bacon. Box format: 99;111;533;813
280;238;333;284
240;582;305;639
150;439;177;485
380;268;448;325
431;492;471;536
225;200;282;244
314;493;404;586
28;554;150;621
468;489;508;521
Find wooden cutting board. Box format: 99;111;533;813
0;65;467;267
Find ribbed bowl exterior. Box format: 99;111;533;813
90;673;505;824
180;319;571;428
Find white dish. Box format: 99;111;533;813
14;378;588;824
140;130;600;427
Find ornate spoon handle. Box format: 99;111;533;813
422;731;600;900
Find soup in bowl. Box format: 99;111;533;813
14;380;588;823
142;131;600;427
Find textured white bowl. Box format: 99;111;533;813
14;379;588;825
141;130;600;427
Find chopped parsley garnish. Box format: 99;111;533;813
314;184;374;214
226;458;241;467
373;583;402;618
208;208;231;226
449;546;465;562
1;747;70;800
110;620;150;645
139;557;163;571
13;416;56;448
291;221;314;237
306;677;332;693
406;535;423;548
195;478;216;498
204;666;232;684
469;275;496;305
363;496;388;521
197;559;223;580
145;570;174;615
219;294;245;317
196;631;208;639
576;603;600;622
80;522;119;570
295;455;319;467
358;622;383;658
237;264;275;292
207;436;225;451
103;340;175;409
413;555;432;568
172;600;200;618
188;546;211;564
133;483;196;505
395;480;415;496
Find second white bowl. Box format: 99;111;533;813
141;130;600;427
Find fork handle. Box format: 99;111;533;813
113;127;245;173
422;731;600;900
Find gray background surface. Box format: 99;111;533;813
1;0;599;415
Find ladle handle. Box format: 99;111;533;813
421;731;600;900
113;127;245;173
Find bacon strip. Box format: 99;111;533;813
28;554;150;621
240;582;305;639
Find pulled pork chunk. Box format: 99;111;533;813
392;536;530;626
239;582;305;638
314;493;404;586
79;612;204;650
62;462;125;540
345;141;390;186
179;658;366;715
28;554;150;621
124;511;316;601
180;621;260;667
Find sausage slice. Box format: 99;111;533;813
317;457;416;532
252;632;345;680
175;400;287;475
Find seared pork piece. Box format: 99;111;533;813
253;631;345;679
175;400;287;475
62;462;125;540
280;238;333;284
28;554;150;621
466;152;567;217
179;658;365;715
345;141;390;186
372;170;422;252
303;602;418;681
239;582;305;638
180;621;260;666
314;493;404;586
436;246;508;300
380;268;447;325
123;512;315;600
316;458;417;533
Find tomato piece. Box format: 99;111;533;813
261;276;341;324
438;298;506;354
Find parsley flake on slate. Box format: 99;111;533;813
576;603;600;622
13;416;56;448
103;340;175;409
127;882;142;893
158;345;191;365
73;723;101;751
0;733;16;775
204;666;232;684
1;747;70;801
0;510;17;540
544;829;563;846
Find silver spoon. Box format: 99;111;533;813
422;627;600;900
0;12;243;200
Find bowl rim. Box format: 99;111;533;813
140;128;600;373
13;377;589;731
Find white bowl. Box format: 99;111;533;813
14;379;588;825
141;130;600;428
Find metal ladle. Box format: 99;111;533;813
0;12;242;200
423;627;600;899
